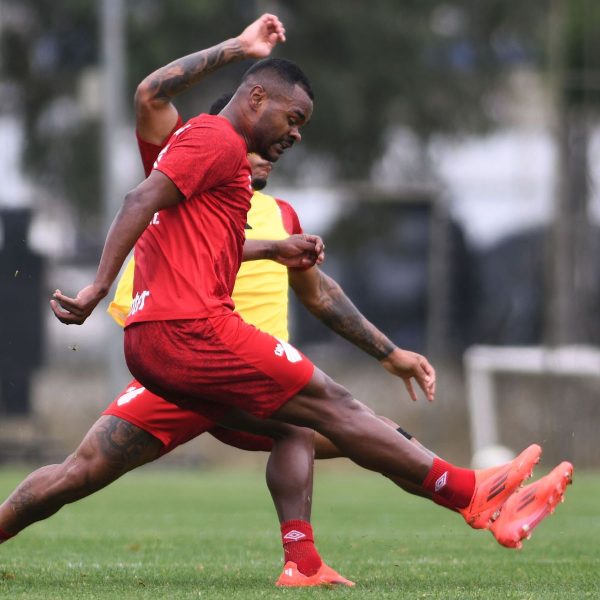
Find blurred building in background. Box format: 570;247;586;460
0;208;45;415
0;1;598;467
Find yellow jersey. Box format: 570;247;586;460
107;190;302;342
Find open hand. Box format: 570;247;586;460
380;348;436;402
238;13;286;58
50;284;107;325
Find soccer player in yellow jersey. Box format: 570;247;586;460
0;14;571;587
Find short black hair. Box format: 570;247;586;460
241;58;314;100
209;92;233;115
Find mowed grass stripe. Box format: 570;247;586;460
0;468;598;599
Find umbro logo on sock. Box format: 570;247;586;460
283;530;306;541
435;471;448;492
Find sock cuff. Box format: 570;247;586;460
423;457;450;491
423;457;475;509
280;520;314;544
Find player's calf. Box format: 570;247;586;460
0;463;68;537
0;417;163;542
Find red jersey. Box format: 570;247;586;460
136;117;183;178
126;114;252;325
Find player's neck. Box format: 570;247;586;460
220;107;253;152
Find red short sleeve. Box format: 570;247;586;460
275;199;303;235
136;117;183;177
154;121;243;200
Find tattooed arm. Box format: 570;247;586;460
289;267;436;401
134;13;286;144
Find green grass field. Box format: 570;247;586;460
0;466;597;599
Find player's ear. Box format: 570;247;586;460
248;85;266;112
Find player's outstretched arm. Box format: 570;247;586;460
135;13;286;144
51;171;182;325
243;234;324;268
289;267;436;402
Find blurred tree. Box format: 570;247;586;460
1;0;551;228
545;0;600;345
279;0;548;178
1;0;98;232
0;0;254;243
1;0;598;355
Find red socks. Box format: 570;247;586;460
0;528;14;544
280;520;322;577
423;457;476;509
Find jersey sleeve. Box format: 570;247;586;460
153;123;241;200
275;199;303;235
135;117;183;178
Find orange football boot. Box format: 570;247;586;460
490;461;573;549
275;561;355;587
459;444;542;529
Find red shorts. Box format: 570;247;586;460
124;312;315;420
103;379;274;455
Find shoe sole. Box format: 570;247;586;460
275;562;355;587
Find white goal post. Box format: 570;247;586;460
464;345;600;465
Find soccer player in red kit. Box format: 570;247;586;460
49;13;572;586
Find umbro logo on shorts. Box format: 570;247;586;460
274;338;302;363
283;530;306;541
117;386;146;406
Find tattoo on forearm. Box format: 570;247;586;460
313;273;396;360
149;39;245;101
95;416;158;468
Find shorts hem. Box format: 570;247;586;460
101;408;170;455
259;362;316;419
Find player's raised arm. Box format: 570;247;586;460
51;171;182;325
135;13;286;144
289;267;436;402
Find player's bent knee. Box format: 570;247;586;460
319;377;361;412
275;370;364;430
316;374;354;406
311;382;365;429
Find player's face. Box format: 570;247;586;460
253;85;313;162
248;153;272;191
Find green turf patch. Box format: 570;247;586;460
0;467;597;599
